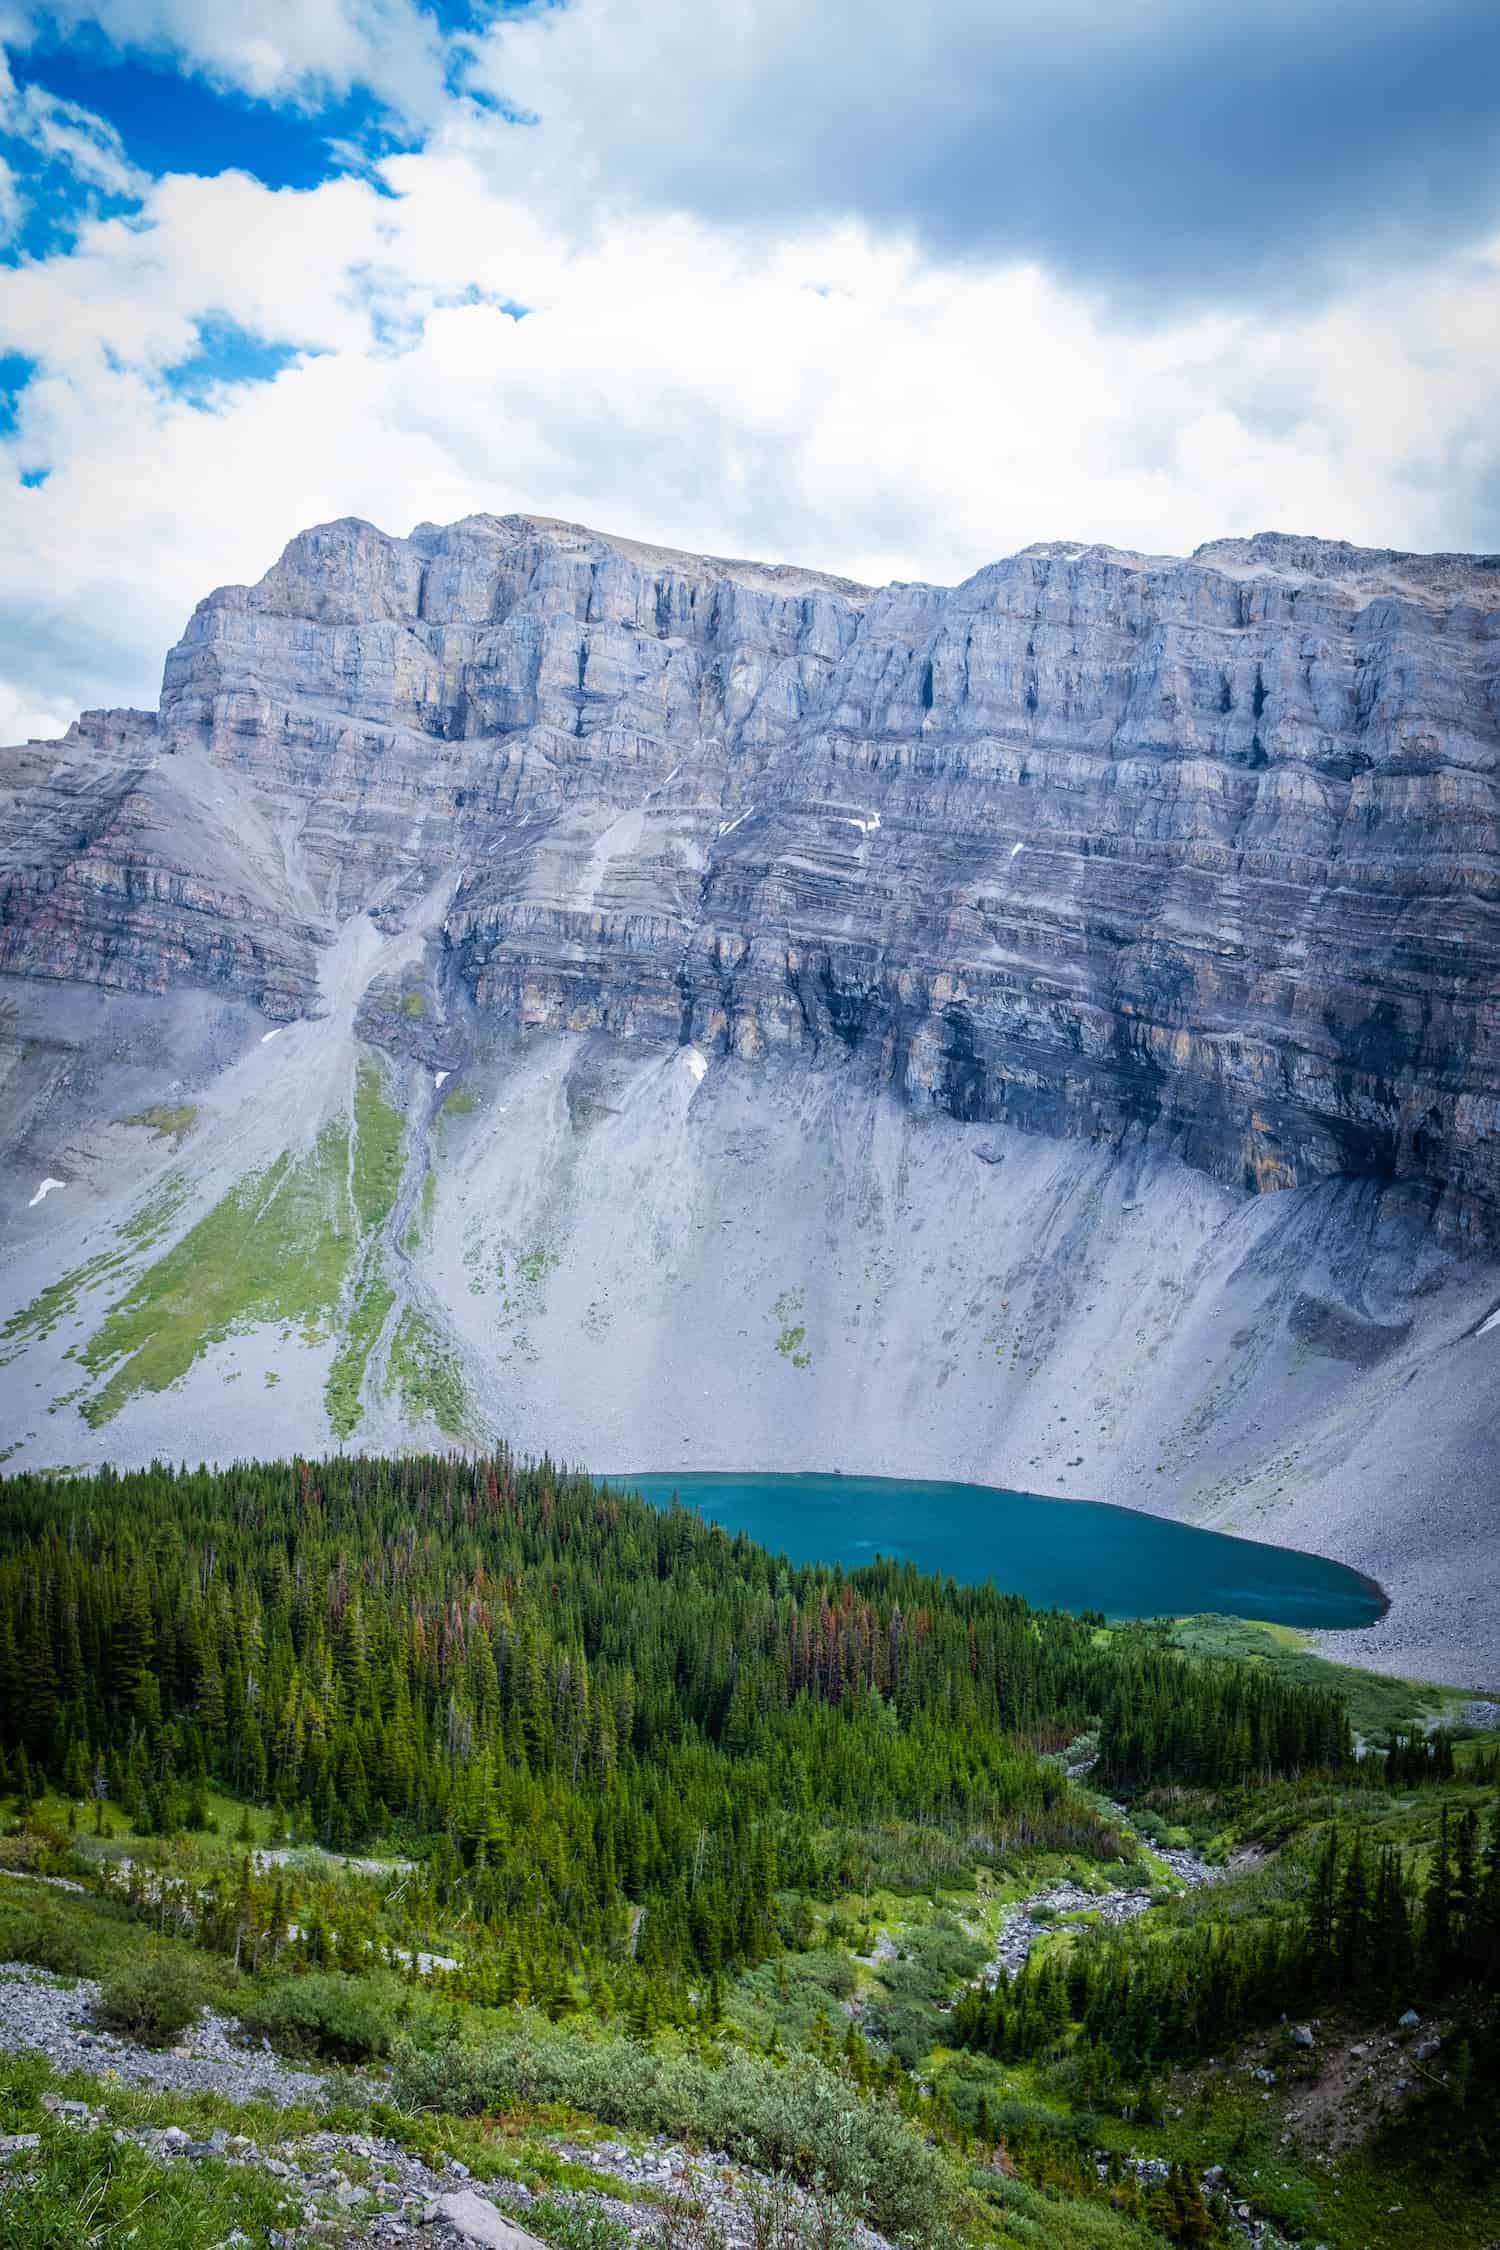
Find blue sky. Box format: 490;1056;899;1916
1;1;1497;737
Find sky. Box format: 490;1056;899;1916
1;1;1498;740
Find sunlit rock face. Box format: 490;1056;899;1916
10;513;1492;1236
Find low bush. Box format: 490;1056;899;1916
392;2013;962;2244
238;1969;427;2063
95;1949;216;2045
524;2196;633;2250
0;1903;94;1979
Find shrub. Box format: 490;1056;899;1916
0;1905;93;1980
524;2197;633;2250
391;2013;961;2245
95;1949;214;2045
238;1969;420;2063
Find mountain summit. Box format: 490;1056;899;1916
2;515;1497;1676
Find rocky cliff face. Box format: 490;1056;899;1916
9;513;1495;1235
2;514;1498;1681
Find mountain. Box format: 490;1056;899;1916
2;514;1497;1679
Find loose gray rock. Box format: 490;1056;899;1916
433;2191;548;2250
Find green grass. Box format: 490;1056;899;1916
770;1288;812;1369
325;1274;396;1439
774;1323;812;1368
350;1063;405;1233
440;1086;477;1119
0;1180;188;1365
77;1134;353;1424
125;1105;198;1145
399;991;427;1019
1170;1614;1460;1739
0;2103;306;2250
75;1065;408;1431
402;1169;437;1255
386;1307;471;1438
0;1884;171;1983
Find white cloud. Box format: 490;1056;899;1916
1;24;1499;742
12;1;454;124
0;43;150;219
0;150;21;244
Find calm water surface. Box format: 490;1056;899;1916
611;1471;1387;1631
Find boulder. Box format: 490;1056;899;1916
434;2189;548;2250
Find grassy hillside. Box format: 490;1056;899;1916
0;1452;1495;2250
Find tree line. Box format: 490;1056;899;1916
951;1800;1500;2076
0;1449;1353;1986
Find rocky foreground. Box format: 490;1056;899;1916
0;1965;896;2250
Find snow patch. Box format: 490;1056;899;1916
716;807;753;839
434;1070;450;1089
1010;842;1024;858
683;1047;708;1084
1479;1306;1500;1337
28;1177;64;1208
260;1028;281;1044
845;811;881;836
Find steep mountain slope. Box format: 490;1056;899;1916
1;514;1497;1678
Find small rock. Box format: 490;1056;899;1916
1397;2008;1420;2029
1415;2038;1441;2061
1292;2024;1315;2049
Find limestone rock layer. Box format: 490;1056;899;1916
5;514;1498;1237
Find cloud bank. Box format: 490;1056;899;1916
0;0;1497;737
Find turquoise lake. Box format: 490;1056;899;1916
611;1472;1387;1631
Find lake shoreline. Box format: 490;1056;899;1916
602;1467;1391;1636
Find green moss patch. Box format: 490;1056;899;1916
126;1104;198;1145
77;1065;408;1431
386;1307;471;1438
